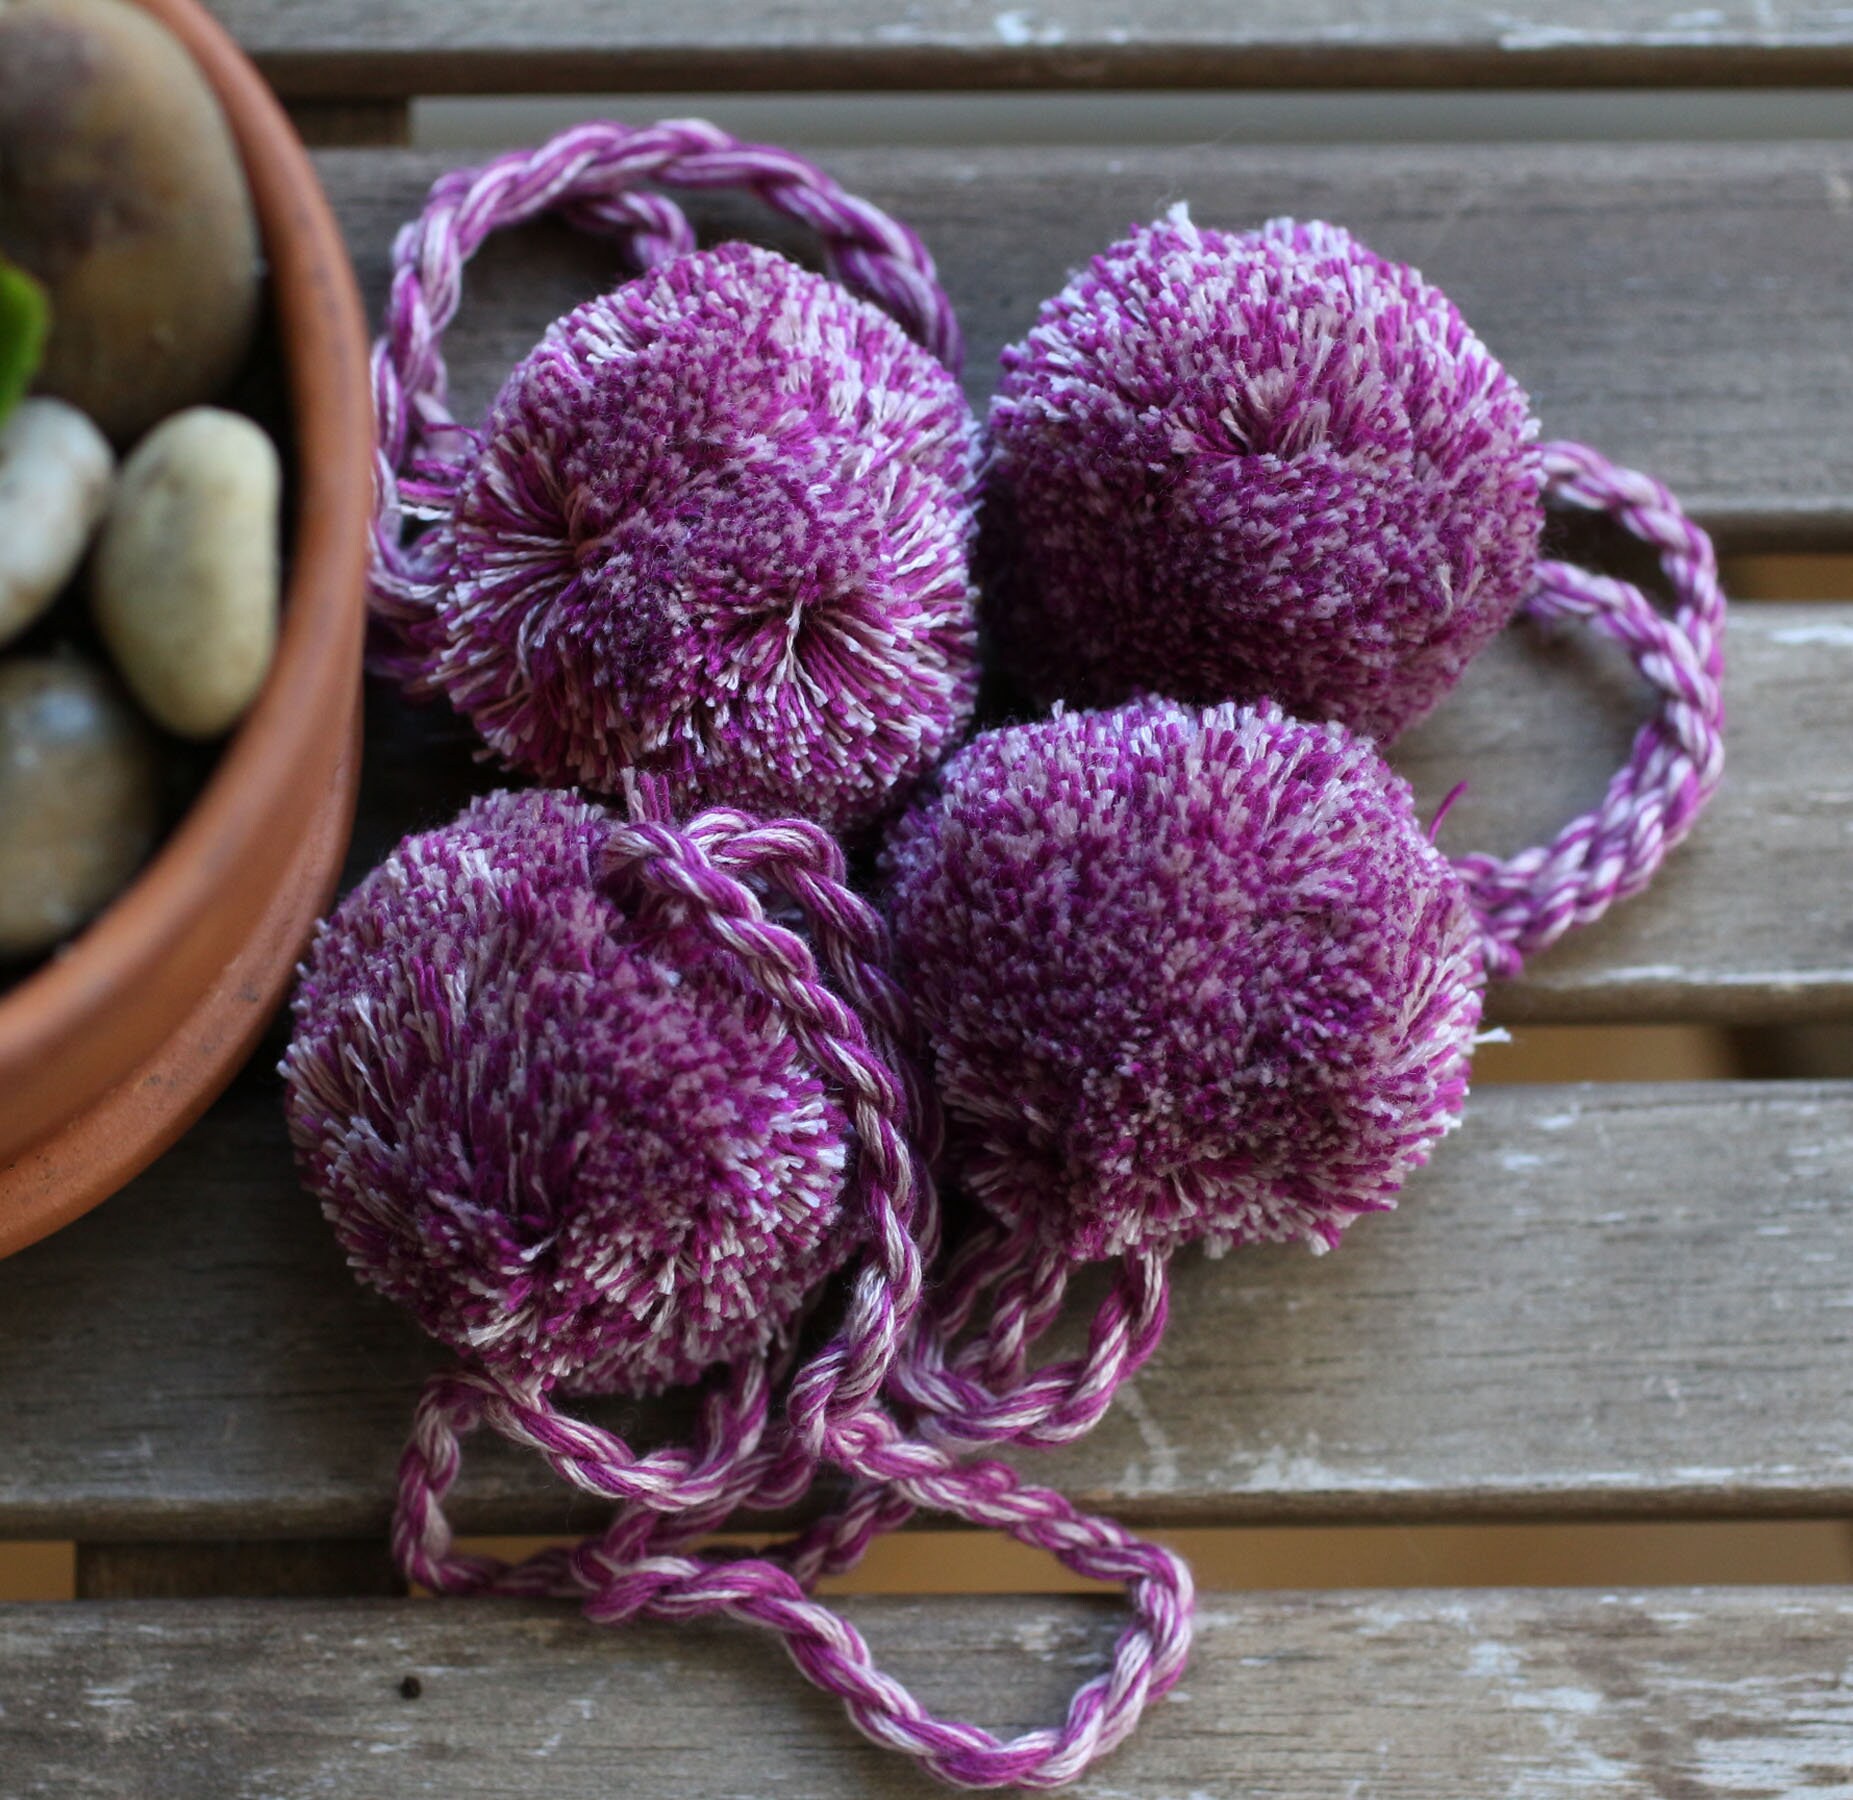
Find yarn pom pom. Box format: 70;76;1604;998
400;243;981;832
885;699;1484;1263
987;211;1544;742
282;788;854;1395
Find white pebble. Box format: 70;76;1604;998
93;406;281;739
0;398;115;648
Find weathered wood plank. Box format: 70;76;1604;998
3;1076;1850;1539
4;1590;1852;1794
320;144;1853;547
210;1;1853;95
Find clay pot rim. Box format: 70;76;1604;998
0;2;371;1137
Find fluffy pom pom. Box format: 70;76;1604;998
987;211;1544;743
409;243;982;831
282;788;854;1395
884;698;1484;1262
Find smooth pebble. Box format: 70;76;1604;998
0;397;114;648
0;658;158;960
0;0;261;443
93;407;281;740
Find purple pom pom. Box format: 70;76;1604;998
988;212;1544;743
884;698;1484;1263
282;788;853;1395
411;243;982;831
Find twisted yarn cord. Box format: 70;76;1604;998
606;811;932;1441
394;1356;784;1594
556;1412;1194;1791
889;1238;1173;1453
394;1274;1195;1788
398;1339;826;1604
692;812;948;1260
734;1232;1171;1681
676;1235;1173;1682
1456;440;1727;977
931;1220;1076;1385
931;1217;1061;1347
367;118;963;680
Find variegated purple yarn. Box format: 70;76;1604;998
282;787;854;1396
886;698;1485;1266
1457;442;1726;977
369;121;980;833
987;211;1543;742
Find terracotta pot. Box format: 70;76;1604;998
0;0;370;1256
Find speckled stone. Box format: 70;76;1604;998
0;658;158;959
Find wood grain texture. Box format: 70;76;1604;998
5;1077;1851;1539
321;143;1853;549
206;1;1853;95
4;1590;1852;1794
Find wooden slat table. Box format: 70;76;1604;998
5;16;1853;1795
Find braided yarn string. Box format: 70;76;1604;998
888;1234;1173;1453
608;810;932;1444
927;1220;1076;1384
397;1336;827;1605
576;1438;1194;1791
1455;440;1727;978
393;1357;784;1595
367;118;963;681
404;1391;1194;1790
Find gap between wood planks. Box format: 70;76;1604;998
5;1524;1853;1601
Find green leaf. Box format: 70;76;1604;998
0;257;50;427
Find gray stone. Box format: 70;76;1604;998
0;658;158;959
